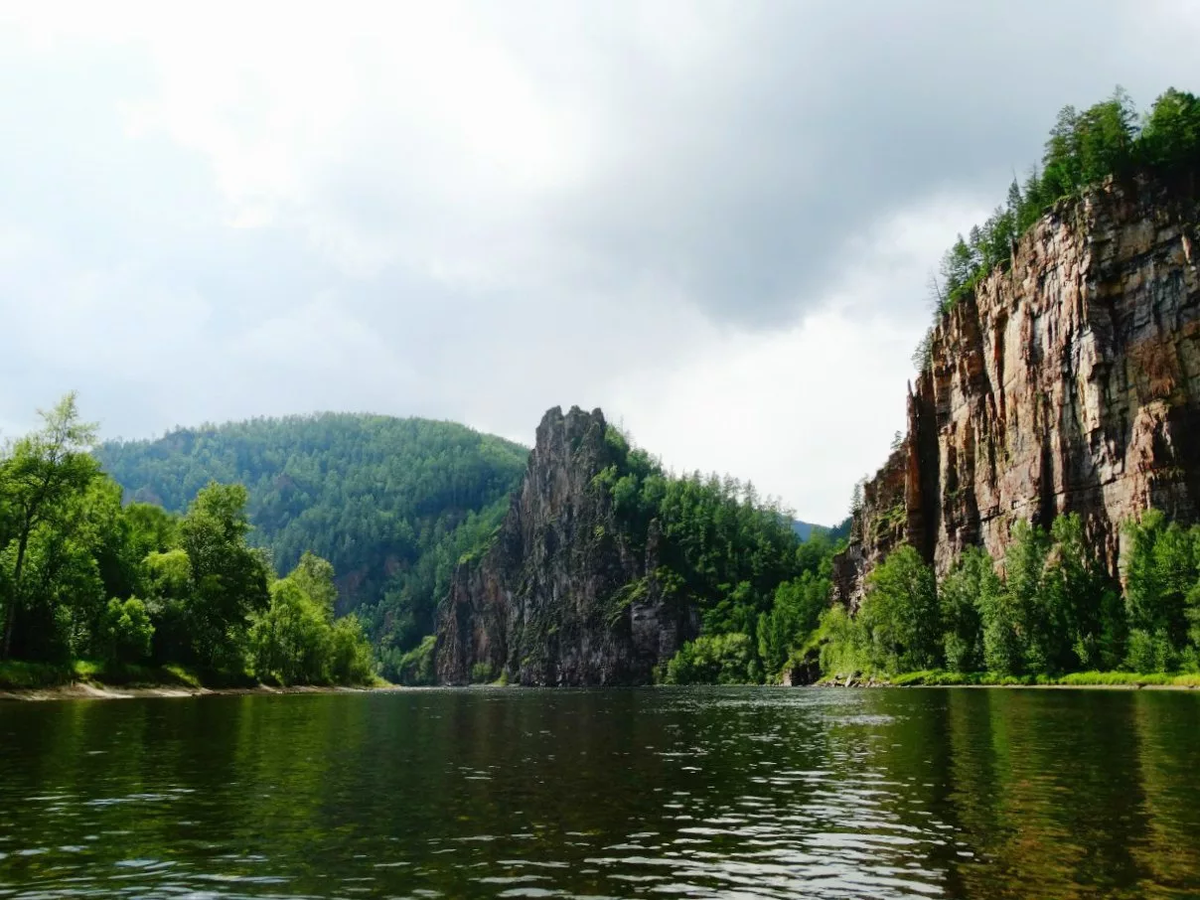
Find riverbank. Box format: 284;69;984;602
0;659;391;702
818;669;1200;689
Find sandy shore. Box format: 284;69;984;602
0;682;405;702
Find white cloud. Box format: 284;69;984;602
2;1;1200;523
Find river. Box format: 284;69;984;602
1;687;1198;899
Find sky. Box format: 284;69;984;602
3;1;1200;525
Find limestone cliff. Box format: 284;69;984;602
435;406;694;685
834;170;1200;606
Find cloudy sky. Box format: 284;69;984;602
3;1;1199;523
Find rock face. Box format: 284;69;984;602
435;406;695;685
835;171;1200;606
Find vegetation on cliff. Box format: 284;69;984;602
0;395;375;689
819;512;1200;682
593;426;842;683
94;413;528;680
916;86;1200;367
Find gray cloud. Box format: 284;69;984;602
1;1;1198;517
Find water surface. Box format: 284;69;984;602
1;687;1199;899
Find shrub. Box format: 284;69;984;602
664;633;756;684
100;597;154;665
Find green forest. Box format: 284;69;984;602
94;413;529;682
594;425;846;684
0;395;375;689
819;512;1200;685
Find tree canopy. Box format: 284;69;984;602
94;413;529;670
1;396;376;687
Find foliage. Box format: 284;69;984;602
664;633;757;685
816;508;1200;680
328;615;377;685
0;396;379;689
0;392;100;659
938;546;990;673
757;570;831;676
100;597;154;665
179;483;272;670
94;414;529;655
858;546;941;673
597;427;844;683
1122;511;1200;672
249;554;376;686
388;634;437;686
816;604;868;679
916;86;1200;370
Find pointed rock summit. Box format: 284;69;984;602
435;405;693;685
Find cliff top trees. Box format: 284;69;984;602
918;86;1200;369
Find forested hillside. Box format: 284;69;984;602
437;406;847;686
0;395;375;688
95;415;529;673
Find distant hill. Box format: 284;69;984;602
791;520;819;541
792;518;850;542
94;414;530;655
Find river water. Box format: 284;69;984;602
1;687;1198;899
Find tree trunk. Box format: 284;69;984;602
1;530;30;660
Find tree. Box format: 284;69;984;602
251;578;330;684
757;571;830;676
859;545;940;672
100;597;154;665
290;551;338;616
664;633;756;684
1046;514;1124;669
0;393;98;658
1139;88;1200;169
179;482;271;670
1004;520;1067;672
250;553;376;686
938;546;989;672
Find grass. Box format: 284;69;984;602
861;669;1200;688
1;659;254;693
0;660;74;690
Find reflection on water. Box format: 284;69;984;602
1;687;1199;899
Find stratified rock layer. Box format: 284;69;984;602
435;406;693;685
835;171;1200;606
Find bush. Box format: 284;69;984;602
817;605;868;678
391;634;436;685
100;597;154;665
328;615;377;685
664;633;757;684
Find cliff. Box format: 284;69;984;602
435;406;694;685
835;170;1200;606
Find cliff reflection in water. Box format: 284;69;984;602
1;688;1199;899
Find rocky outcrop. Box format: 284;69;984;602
835;170;1200;606
435;406;695;685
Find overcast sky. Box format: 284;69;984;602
3;1;1199;524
